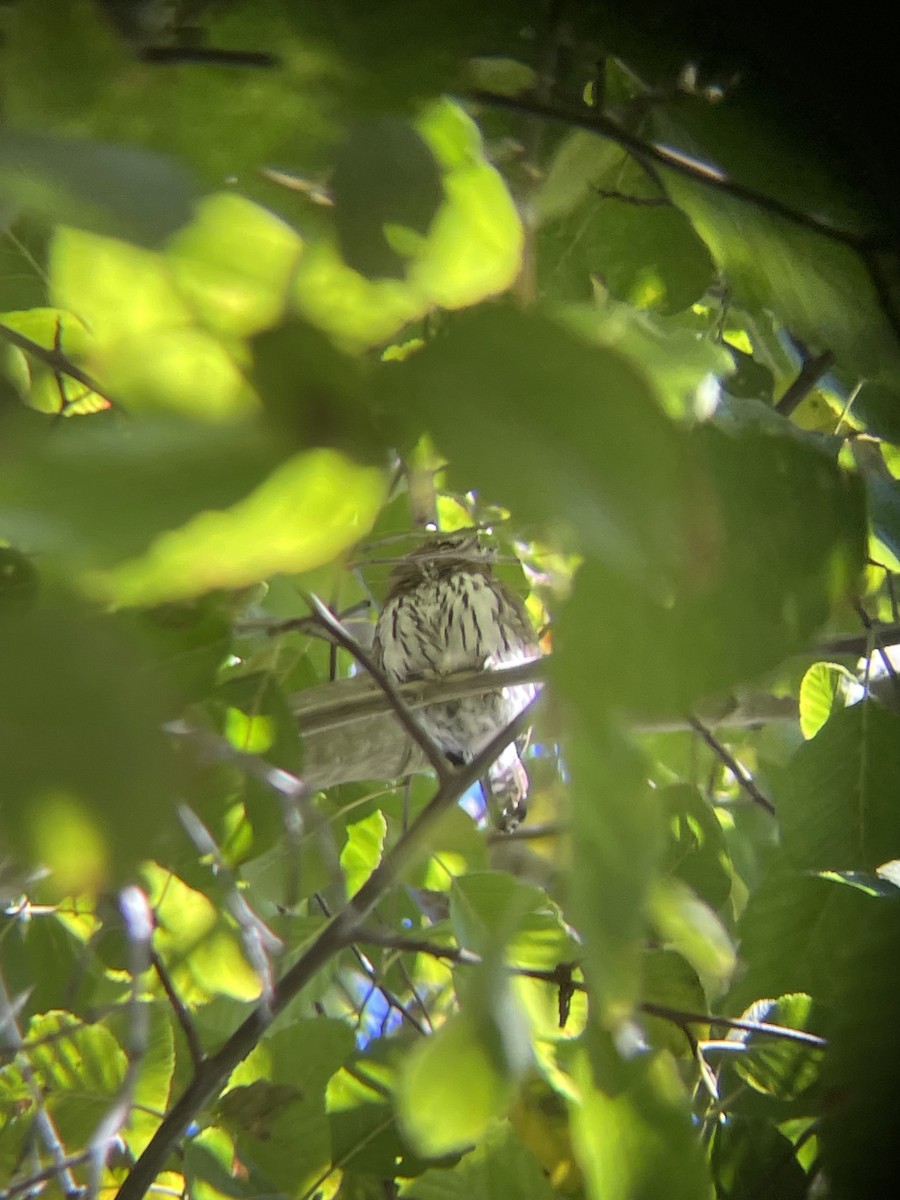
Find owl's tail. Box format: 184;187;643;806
484;742;530;832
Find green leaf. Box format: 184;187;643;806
4;1011;126;1148
449;872;574;963
0;128;197;246
292;101;522;350
0;412;281;571
248;320;386;462
778;702;900;871
166;192;303;338
819;899;900;1199
398;1121;557;1200
221;1017;354;1194
0;606;176;893
330;117;444;279
798;662;854;739
730;866;877;1011
342;809;387;896
555;425;865;718
563;720;664;1022
640;948;708;1055
730;994;821;1100
565;1043;711;1200
143;863;262;1004
649;876;736;998
121;1005;176;1159
542;158;716;314
711;1116;808;1200
0;545;39;617
535;132;628;226
396;1010;518;1158
393;304;697;582
654;113;900;387
88;448;387;606
661;784;733;910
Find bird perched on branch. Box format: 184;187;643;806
372;533;541;828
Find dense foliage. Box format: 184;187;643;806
1;3;899;1198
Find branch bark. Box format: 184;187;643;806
289;659;799;789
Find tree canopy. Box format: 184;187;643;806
1;3;899;1199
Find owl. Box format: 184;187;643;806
372;534;541;827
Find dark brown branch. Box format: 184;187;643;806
150;949;204;1073
304;592;452;780
853;599;900;707
0;321;118;410
596;188;669;206
312;894;429;1037
775;350;836;416
816;622;900;657
351;934;826;1048
5;1151;93;1200
638;1002;826;1048
467;90;881;250
114;702;537;1200
687;717;776;814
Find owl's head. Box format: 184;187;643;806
388;531;495;592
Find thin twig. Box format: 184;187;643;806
816;621;900;657
775;350;836;416
4;1151;93;1200
303;592;452;780
467;90;881;251
0;971;83;1198
177;806;283;1005
687;716;776;815
853;599;900;707
163;720;309;802
596;188;669;206
114;701;538;1200
0;321;118;410
639;1002;826;1048
87;887;153;1199
312;894;428;1037
150;950;204;1074
350;933;826;1048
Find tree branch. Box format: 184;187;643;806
467;91;882;250
687;716;776;814
351;933;826;1048
0;321;118;410
304;592;452;781
774;349;836;416
114;703;537;1200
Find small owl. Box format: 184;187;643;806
372;534;541;827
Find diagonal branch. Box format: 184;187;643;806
304;591;452;780
688;716;776;814
0;321;118;410
114;701;537;1200
467;90;881;250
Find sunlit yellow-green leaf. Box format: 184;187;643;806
49;225;259;418
143;862;261;1004
87;449;387;605
123;1006;176;1159
567;1044;710;1200
292;101;521;350
167;192;304;337
396;1011;516;1157
410;100;523;308
799;661;855;739
6;1011;127;1149
26;788;110;896
341;809;387;897
649;876;736;997
51;226;192;337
